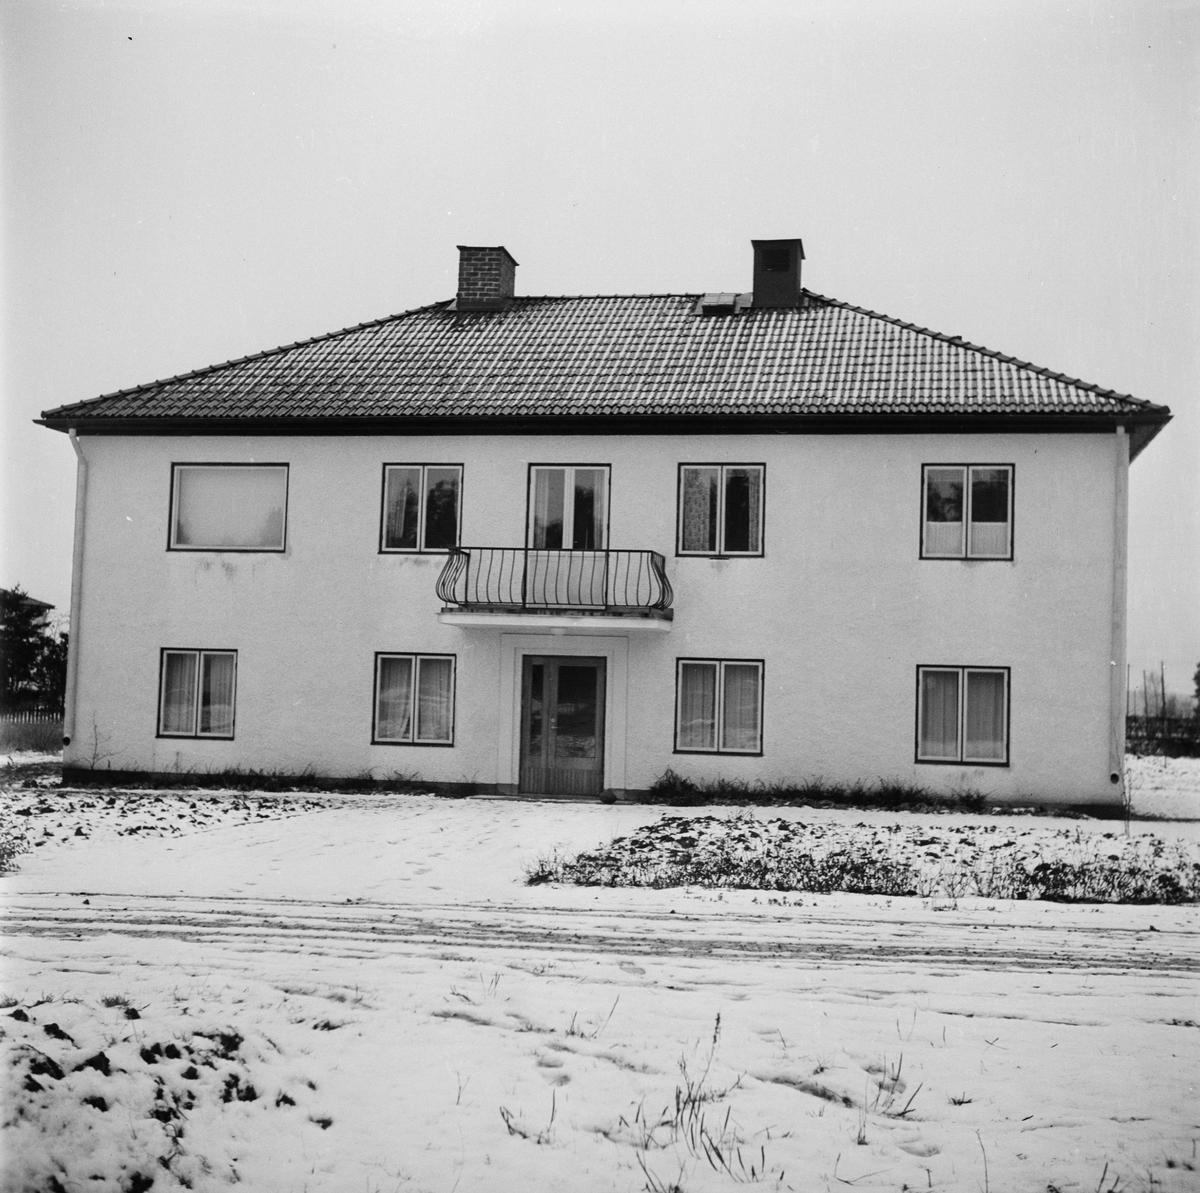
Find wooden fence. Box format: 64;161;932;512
0;706;64;725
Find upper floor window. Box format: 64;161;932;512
675;658;763;755
381;465;462;552
916;665;1009;765
678;465;764;556
921;464;1013;560
158;649;237;739
170;464;288;551
527;465;609;550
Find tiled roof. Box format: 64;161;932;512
40;293;1168;429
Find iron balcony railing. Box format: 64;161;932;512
436;547;673;614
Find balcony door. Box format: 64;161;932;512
526;466;610;606
527;466;609;549
520;656;606;796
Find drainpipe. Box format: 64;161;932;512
1109;426;1129;796
62;429;87;747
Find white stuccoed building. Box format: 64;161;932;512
39;241;1171;806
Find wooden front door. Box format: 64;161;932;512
520;656;606;796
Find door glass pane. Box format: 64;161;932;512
680;467;719;552
424;468;460;550
919;670;960;758
678;662;717;750
965;670;1006;760
376;656;413;741
532;469;565;549
160;652;197;734
968;468;1010;557
554;665;598;759
174;466;286;549
384;467;421;550
199;652;235;736
924;467;965;556
723;468;761;553
416;657;453;743
527;662;545;761
571;470;606;549
721;663;761;751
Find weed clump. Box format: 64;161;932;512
647;768;987;813
0;813;30;872
526;813;1200;904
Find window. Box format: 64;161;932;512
373;654;455;745
677;465;764;556
916;666;1009;765
527;466;609;550
381;465;462;552
675;658;763;754
170;464;288;551
921;465;1013;559
158;650;237;738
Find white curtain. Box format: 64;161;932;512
572;469;606;549
721;663;761;751
680;467;719;552
677;662;716;749
384;467;422;549
174;466;286;549
919;670;960;758
965;671;1006;760
160;652;197;734
416;657;453;742
531;469;565;549
923;467;964;556
376;656;413;741
199;652;236;736
967;466;1010;557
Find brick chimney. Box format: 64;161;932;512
455;245;518;311
751;239;804;308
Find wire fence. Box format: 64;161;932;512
1125;715;1200;759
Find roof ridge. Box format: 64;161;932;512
809;291;1156;411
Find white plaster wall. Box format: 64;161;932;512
64;431;1123;803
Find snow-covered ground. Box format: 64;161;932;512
2;757;1199;1192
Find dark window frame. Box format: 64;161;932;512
156;648;238;740
167;462;290;553
673;656;765;756
524;463;613;551
919;463;1015;561
371;652;457;747
378;463;464;554
675;463;767;558
913;664;1011;767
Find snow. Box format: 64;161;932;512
3;759;1199;1191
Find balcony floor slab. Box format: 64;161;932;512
437;609;672;633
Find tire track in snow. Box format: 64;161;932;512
3;892;1197;974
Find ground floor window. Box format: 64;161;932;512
373;653;455;745
916;665;1009;764
675;658;763;754
158;649;237;738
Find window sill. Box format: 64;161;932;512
673;748;764;758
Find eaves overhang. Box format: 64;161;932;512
35;408;1171;459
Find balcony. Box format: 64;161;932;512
436;547;673;630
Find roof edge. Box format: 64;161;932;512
35;408;1171;457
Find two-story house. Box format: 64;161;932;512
39;241;1171;805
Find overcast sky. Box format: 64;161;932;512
2;0;1196;693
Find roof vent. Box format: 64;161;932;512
454;245;518;311
751;238;804;308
